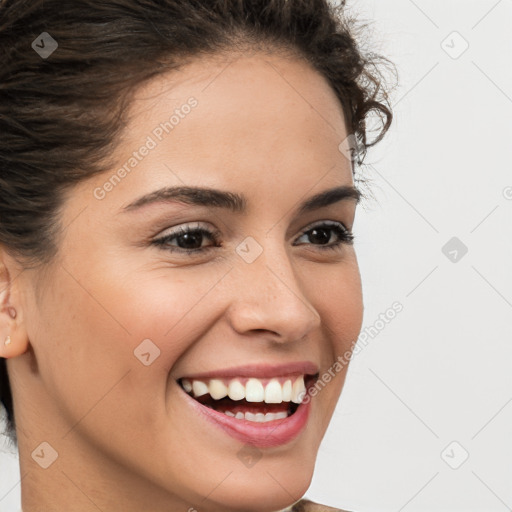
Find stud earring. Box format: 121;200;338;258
4;335;11;346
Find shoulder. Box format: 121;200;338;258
289;498;353;512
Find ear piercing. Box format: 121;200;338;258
4;307;17;345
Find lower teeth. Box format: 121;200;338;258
204;407;290;422
227;411;289;422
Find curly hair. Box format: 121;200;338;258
0;0;394;446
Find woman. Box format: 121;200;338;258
0;0;393;510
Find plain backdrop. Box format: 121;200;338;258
1;1;511;511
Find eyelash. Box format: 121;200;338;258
152;221;354;256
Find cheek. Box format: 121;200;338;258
303;255;362;408
29;262;207;425
304;254;363;351
27;260;232;480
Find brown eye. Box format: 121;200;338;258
152;225;221;254
294;222;354;250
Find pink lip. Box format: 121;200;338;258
178;361;319;380
181;387;312;448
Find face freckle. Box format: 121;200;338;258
18;51;364;512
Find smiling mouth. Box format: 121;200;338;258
178;373;319;423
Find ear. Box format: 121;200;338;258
0;246;30;359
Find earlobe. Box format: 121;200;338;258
0;250;29;359
0;304;29;359
3;311;17;346
2;307;18;347
0;306;25;358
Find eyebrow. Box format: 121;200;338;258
121;184;361;215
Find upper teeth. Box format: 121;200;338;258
181;376;307;404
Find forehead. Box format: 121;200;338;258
125;53;350;171
127;51;348;148
130;50;346;125
70;51;354;221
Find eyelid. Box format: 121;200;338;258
154;219;350;240
295;219;351;237
151;222;222;252
294;219;355;244
155;221;219;238
151;219;354;255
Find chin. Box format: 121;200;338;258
206;467;314;512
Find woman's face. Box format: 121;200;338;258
13;50;363;512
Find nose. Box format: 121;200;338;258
226;242;321;344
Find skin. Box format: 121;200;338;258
0;49;363;512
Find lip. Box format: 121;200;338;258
175;362;319;448
177;361;319;380
180;384;312;448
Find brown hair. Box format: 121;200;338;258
0;0;394;446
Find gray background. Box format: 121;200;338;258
1;0;511;511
